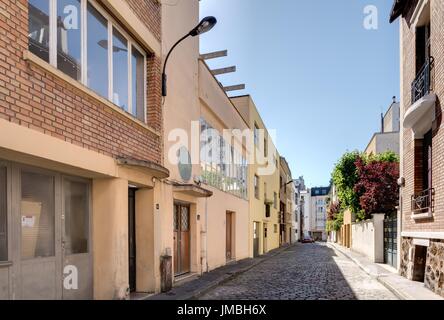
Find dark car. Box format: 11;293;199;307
301;237;315;243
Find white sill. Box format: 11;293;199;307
23;51;160;137
411;211;433;220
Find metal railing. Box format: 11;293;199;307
411;57;434;104
411;188;435;214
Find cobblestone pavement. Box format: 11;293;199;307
199;243;398;300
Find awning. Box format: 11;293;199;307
173;183;213;198
403;93;436;138
116;157;170;179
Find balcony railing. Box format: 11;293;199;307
411;188;435;215
411;57;434;104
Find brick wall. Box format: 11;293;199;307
401;0;444;232
0;0;163;165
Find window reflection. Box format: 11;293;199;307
87;3;108;98
112;28;128;111
132;46;145;121
28;0;50;62
57;0;82;80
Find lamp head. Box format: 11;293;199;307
189;16;217;37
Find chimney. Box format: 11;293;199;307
381;112;384;133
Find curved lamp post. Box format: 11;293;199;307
162;16;217;97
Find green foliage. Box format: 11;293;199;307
329;150;400;225
326;211;344;232
331;151;361;213
366;151;399;164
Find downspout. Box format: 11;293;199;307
205;196;209;272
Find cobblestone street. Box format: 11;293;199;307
199;243;398;300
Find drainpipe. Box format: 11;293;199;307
206;197;209;272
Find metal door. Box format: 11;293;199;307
14;167;62;300
61;177;92;300
384;214;397;268
253;222;259;258
226;212;232;261
174;204;190;276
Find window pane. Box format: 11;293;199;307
87;3;108;98
0;167;7;261
112;28;128;111
57;0;81;80
132;46;145;121
64;180;89;255
28;0;50;62
21;171;55;259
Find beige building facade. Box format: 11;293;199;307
231;96;281;257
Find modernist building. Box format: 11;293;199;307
0;0;168;299
390;0;444;297
309;187;330;241
365;97;401;156
162;0;250;283
231;95;281;257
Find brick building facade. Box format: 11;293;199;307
0;0;170;300
391;0;444;297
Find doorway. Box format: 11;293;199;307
5;162;92;300
128;188;137;293
174;203;190;276
253;222;259;258
226;212;233;262
413;245;428;282
263;223;268;253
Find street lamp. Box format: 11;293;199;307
162;16;217;97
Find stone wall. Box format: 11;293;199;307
400;237;444;297
425;240;444;297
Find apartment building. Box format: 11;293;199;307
294;176;306;241
365;97;401;156
0;0;167;299
231;95;280;257
279;157;295;245
390;0;444;297
300;189;311;239
162;0;250;282
310;187;330;241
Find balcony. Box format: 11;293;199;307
404;57;436;139
411;57;434;104
411;188;434;220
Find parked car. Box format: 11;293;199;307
301;237;315;243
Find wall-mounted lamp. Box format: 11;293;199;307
162;16;217;97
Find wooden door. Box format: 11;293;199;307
174;204;190;276
226;212;232;261
128;188;136;293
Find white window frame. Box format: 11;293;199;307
36;0;147;123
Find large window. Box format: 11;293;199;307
200;118;248;200
0;166;7;261
57;0;82;81
28;0;50;62
21;171;55;259
28;0;147;122
64;179;89;255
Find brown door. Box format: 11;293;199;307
174;204;190;276
226;212;232;261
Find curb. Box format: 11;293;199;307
326;243;406;300
188;245;295;300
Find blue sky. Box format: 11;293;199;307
199;0;400;188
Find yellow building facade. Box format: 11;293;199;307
231;96;281;257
